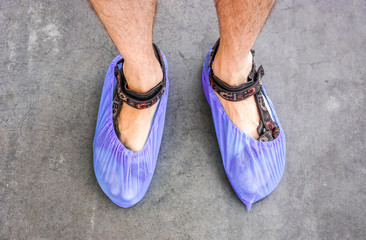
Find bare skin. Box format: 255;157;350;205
90;0;161;152
213;0;275;139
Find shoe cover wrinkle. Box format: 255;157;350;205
202;45;286;210
93;52;169;208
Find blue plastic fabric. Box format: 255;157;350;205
93;52;169;208
202;45;286;210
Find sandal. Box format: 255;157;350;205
202;39;286;210
93;44;169;208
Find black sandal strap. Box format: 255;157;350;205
112;44;166;139
209;66;263;101
114;44;166;110
255;91;280;141
208;39;280;141
208;40;262;101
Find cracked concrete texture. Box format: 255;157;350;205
1;0;365;239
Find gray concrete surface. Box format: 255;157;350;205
1;0;365;239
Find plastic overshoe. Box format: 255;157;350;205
202;40;286;210
93;45;169;208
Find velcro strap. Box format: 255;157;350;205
255;91;280;141
114;44;166;110
209;65;263;101
208;39;263;102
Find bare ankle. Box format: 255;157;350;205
122;53;163;94
212;45;252;87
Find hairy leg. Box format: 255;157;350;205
213;0;275;139
90;0;162;152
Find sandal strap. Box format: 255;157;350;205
112;44;166;139
255;91;280;141
208;39;280;141
209;66;263;102
114;44;166;110
208;40;262;102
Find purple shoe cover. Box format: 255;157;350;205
93;52;169;208
202;45;286;210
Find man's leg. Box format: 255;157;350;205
90;0;162;152
213;0;275;139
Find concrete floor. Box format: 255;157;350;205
1;0;365;239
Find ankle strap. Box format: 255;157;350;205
208;40;263;102
114;44;166;110
209;65;263;101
